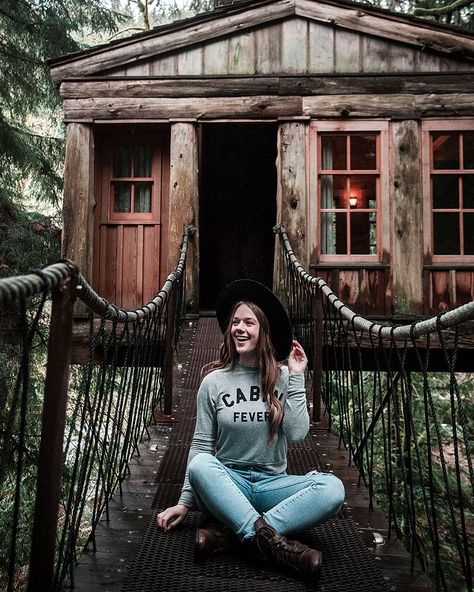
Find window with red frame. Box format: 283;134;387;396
111;144;154;218
431;132;474;256
318;133;379;257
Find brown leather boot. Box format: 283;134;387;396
195;525;238;561
253;518;322;581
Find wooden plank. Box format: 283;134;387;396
431;270;451;312
281;17;308;73
228;31;256;74
122;225;138;310
203;37;229;74
361;36;392;73
63;96;303;120
390;43;416;72
50;0;295;82
308;21;334;73
168;123;199;310
60;73;474;99
274;121;308;303
302;93;474;118
150;54;178;76
334;28;360;72
456;270;474;306
338;269;359;306
391;121;423;316
255;22;282;74
177;46;203;75
295;0;474;60
62;124;94;283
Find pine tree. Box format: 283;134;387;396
0;0;119;275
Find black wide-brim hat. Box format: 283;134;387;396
216;279;293;361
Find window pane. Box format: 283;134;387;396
321;135;346;170
433;212;459;255
464;213;474;254
113;145;131;177
433;133;459;170
113;182;131;212
349;175;377;209
350;212;373;254
433;175;459;209
134;182;152;213
350;135;376;170
464;133;474;169
320;175;347;208
321;212;347;254
463;175;474;209
134;145;152;177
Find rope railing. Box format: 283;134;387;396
0;225;195;592
275;224;474;592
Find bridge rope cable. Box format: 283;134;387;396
275;224;474;592
0;226;194;592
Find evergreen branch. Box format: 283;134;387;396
414;0;474;17
0;41;43;65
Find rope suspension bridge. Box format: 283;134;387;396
0;225;472;591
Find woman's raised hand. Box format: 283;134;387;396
288;339;308;375
156;504;189;532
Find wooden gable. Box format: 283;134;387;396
50;0;474;83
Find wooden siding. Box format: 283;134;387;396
104;18;474;78
310;266;391;316
425;268;474;313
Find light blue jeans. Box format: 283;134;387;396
188;452;345;541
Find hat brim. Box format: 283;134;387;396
216;279;292;362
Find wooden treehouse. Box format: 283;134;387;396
48;0;474;327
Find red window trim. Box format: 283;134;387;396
313;125;385;263
422;120;474;264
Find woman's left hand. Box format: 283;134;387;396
288;339;308;374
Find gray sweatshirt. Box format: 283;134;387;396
178;362;309;508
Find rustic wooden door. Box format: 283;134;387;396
93;128;169;310
199;123;278;310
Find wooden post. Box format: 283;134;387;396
169;122;199;312
28;268;78;592
62;123;94;314
392;121;423;316
312;295;323;423
163;285;177;417
274;121;308;303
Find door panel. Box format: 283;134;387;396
93;128;168;310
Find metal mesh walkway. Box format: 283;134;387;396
122;317;391;592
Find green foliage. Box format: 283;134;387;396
326;370;474;591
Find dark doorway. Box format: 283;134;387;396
199;123;278;310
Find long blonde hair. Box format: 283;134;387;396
202;301;284;443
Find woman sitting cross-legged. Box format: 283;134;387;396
156;279;345;583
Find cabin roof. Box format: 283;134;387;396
49;0;474;83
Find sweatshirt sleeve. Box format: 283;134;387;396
281;369;310;442
177;374;218;508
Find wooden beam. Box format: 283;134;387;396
49;0;294;83
302;93;474;118
391;121;424;316
63;96;303;121
62;123;94;316
168;123;199;311
296;0;474;60
60;73;474;100
274;121;308;302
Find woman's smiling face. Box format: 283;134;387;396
231;303;260;364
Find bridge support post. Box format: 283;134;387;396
163;284;177;417
28;265;78;592
312;295;323;422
